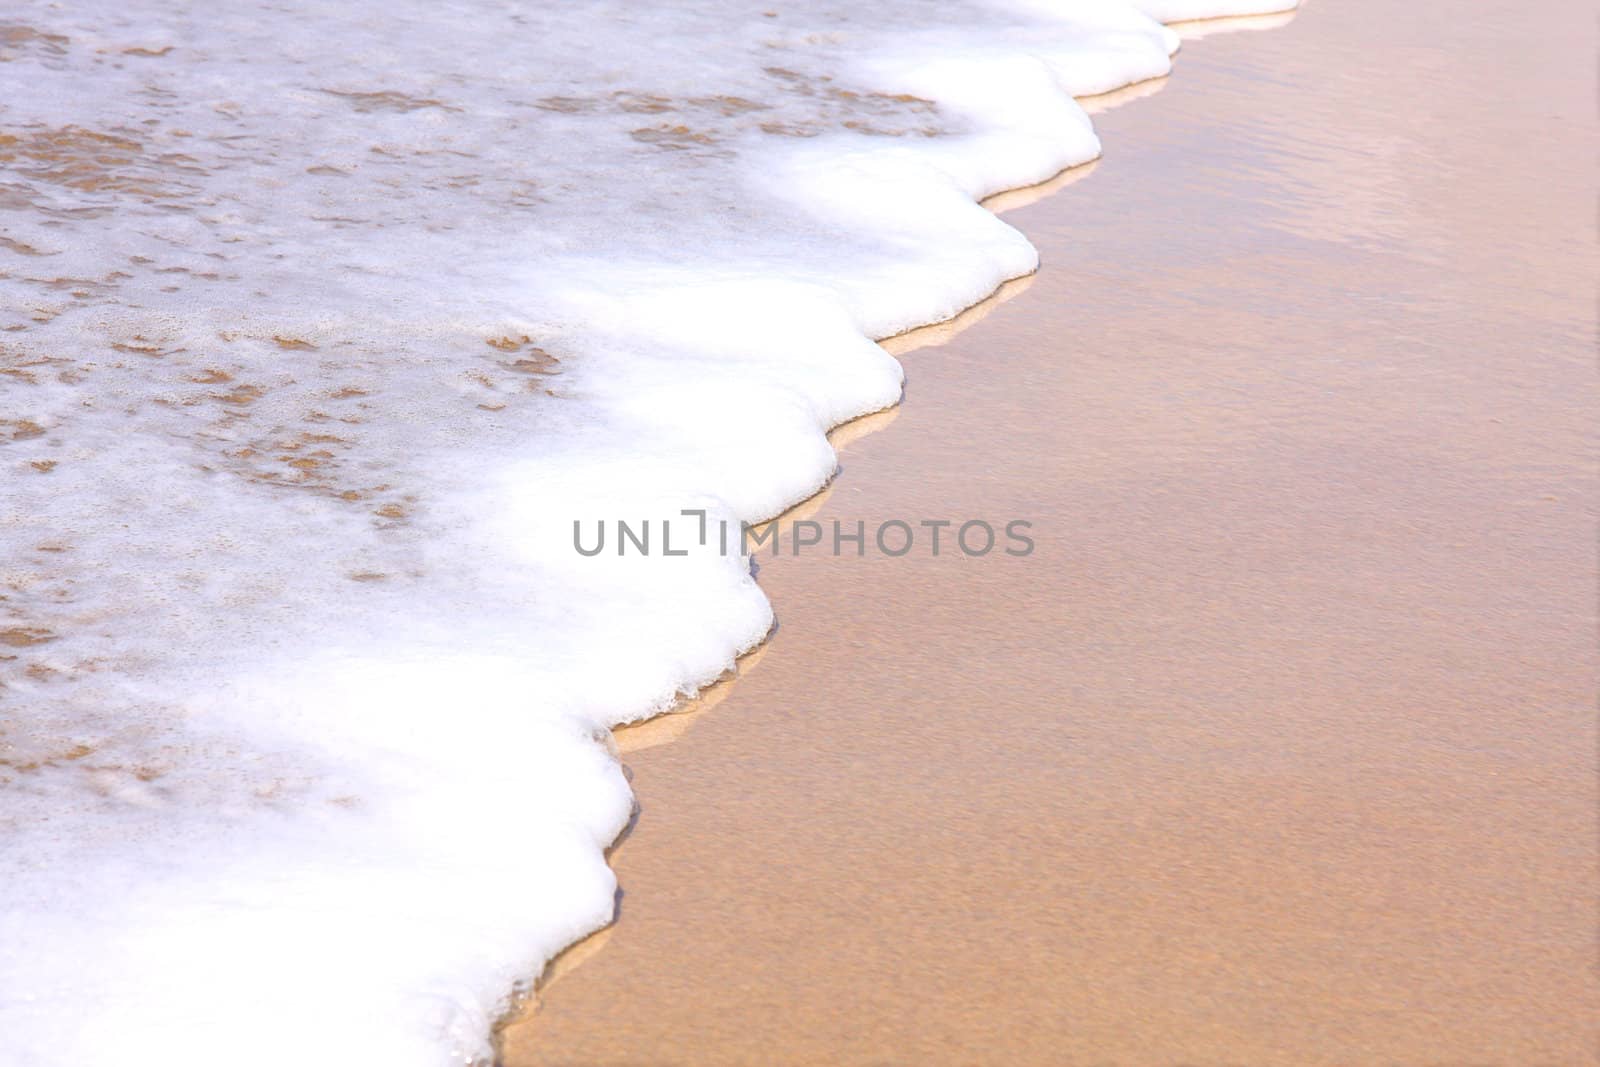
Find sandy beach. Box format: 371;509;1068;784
502;1;1599;1063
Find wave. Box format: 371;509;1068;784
0;1;1292;1062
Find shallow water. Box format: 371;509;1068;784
507;1;1599;1062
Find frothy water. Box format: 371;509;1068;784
1;1;1289;1062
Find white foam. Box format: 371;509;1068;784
0;0;1292;1062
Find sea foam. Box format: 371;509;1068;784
0;1;1291;1062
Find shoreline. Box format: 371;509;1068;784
493;5;1304;1056
502;0;1600;1062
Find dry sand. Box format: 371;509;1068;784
502;1;1599;1062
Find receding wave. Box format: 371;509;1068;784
0;0;1291;1062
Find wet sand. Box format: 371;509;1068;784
502;1;1599;1063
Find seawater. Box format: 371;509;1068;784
0;1;1292;1062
